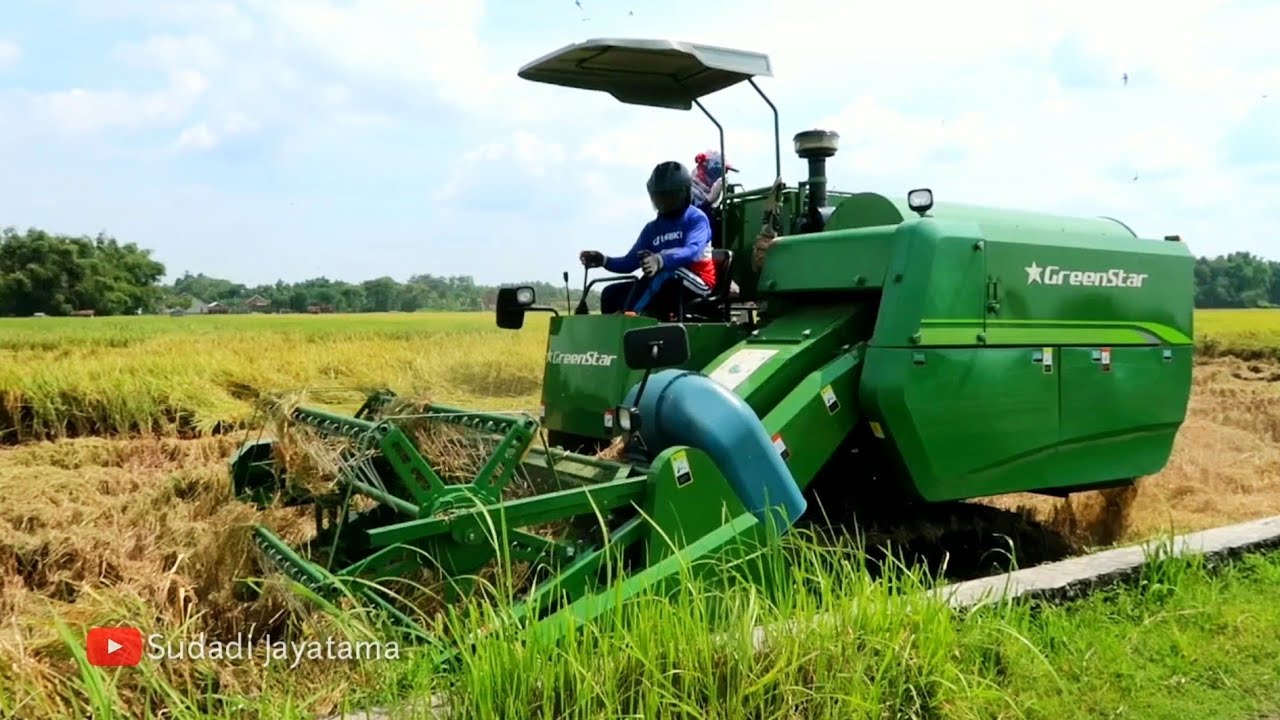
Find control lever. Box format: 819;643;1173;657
574;267;590;314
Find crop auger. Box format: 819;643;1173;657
231;38;1195;655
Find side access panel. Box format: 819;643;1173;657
1054;345;1193;481
860;343;1195;501
859;346;1061;502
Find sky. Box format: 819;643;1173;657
0;0;1276;288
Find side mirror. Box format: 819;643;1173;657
495;286;531;329
496;285;557;330
614;324;691;438
623;324;690;370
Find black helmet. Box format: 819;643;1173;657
647;161;692;216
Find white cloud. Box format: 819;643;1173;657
68;0;257;38
435;130;568;204
27;69;208;136
511;130;566;176
25;0;525;154
0;40;20;71
173;123;217;151
169;111;260;153
238;0;507;115
116;32;226;70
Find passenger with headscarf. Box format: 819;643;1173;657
691;150;734;215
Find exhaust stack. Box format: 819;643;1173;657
794;129;839;233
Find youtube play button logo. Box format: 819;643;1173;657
86;627;143;667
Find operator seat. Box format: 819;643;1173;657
681;248;736;321
707;205;725;249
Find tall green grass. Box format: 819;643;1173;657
10;521;1280;720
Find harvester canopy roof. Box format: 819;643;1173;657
517;38;773;110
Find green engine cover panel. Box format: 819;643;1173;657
844;198;1196;501
869;215;1190;348
753;194;1194;351
860;346;1060;500
979;217;1192;347
1054;345;1193;478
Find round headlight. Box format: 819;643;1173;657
515;287;534;305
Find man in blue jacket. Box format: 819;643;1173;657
579;161;717;318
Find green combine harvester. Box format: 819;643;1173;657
231;39;1195;646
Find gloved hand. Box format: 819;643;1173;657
640;250;664;277
580;250;604;268
707;178;724;207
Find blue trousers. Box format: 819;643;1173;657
599;268;711;317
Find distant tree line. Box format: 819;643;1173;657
1193;252;1280;309
164;271;591;314
0;227;166;316
0;227;596;316
2;226;1277;316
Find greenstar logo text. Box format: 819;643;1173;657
1025;262;1148;288
547;350;617;367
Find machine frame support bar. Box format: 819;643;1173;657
377;426;446;505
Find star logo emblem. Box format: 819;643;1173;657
1025;262;1043;284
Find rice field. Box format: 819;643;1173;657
0;308;1273;444
1195;307;1280;359
0;312;551;443
0;308;1277;718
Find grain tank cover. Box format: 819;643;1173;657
517;38;773;110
